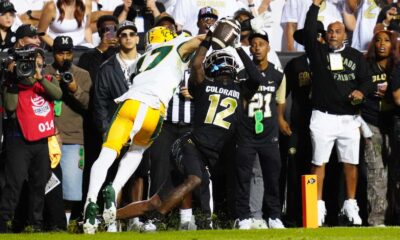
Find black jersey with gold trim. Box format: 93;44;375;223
236;63;284;147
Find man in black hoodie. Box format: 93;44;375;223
304;0;373;227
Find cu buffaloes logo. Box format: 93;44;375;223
307;178;316;184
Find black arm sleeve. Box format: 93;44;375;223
303;4;320;56
236;47;261;100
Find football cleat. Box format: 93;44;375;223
102;183;117;226
83;200;99;234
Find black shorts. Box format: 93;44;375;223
171;134;205;179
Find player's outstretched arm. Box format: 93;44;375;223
178;34;206;61
189;33;212;85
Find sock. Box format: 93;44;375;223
180;208;193;223
112;145;146;195
86;147;117;205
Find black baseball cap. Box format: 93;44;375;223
53;36;73;52
16;24;45;40
117;20;137;36
249;30;269;43
198;6;218;20
234;8;254;20
294;21;326;45
0;1;16;15
154;12;176;27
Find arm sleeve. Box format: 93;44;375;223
93;70;110;133
303;4;320;55
40;76;63;100
237;47;262;86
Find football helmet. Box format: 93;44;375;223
146;26;177;45
204;50;238;80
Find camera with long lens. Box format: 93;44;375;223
13;49;37;78
61;72;73;84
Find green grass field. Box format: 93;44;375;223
2;227;400;240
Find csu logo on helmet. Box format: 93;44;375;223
146;26;177;45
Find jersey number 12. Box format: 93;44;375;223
205;94;238;129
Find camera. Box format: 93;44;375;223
13;49;37;78
61;72;73;84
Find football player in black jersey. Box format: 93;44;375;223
234;31;286;229
362;30;397;226
115;31;262;221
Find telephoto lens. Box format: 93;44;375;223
61;72;73;84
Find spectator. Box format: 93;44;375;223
9;0;48;31
92;20;140;134
0;44;62;233
0;1;17;52
38;0;93;47
10;0;49;14
14;24;43;48
44;35;91;223
113;0;164;50
281;0;342;51
304;0;374;226
244;0;286;51
347;0;381;51
234;30;286;229
172;0;245;35
389;47;400;226
283;21;326;227
362;30;397;226
154;12;176;33
233;9;281;68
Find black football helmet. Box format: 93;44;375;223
204;50;238;81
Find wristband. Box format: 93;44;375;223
200;39;211;49
248;4;255;8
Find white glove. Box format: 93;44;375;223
233;34;241;48
250;11;273;33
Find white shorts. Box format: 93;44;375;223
310;110;361;166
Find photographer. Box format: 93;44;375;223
0;45;62;233
44;36;91;222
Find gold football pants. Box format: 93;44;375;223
103;99;165;156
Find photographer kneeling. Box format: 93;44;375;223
0;45;62;233
44;36;91;222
